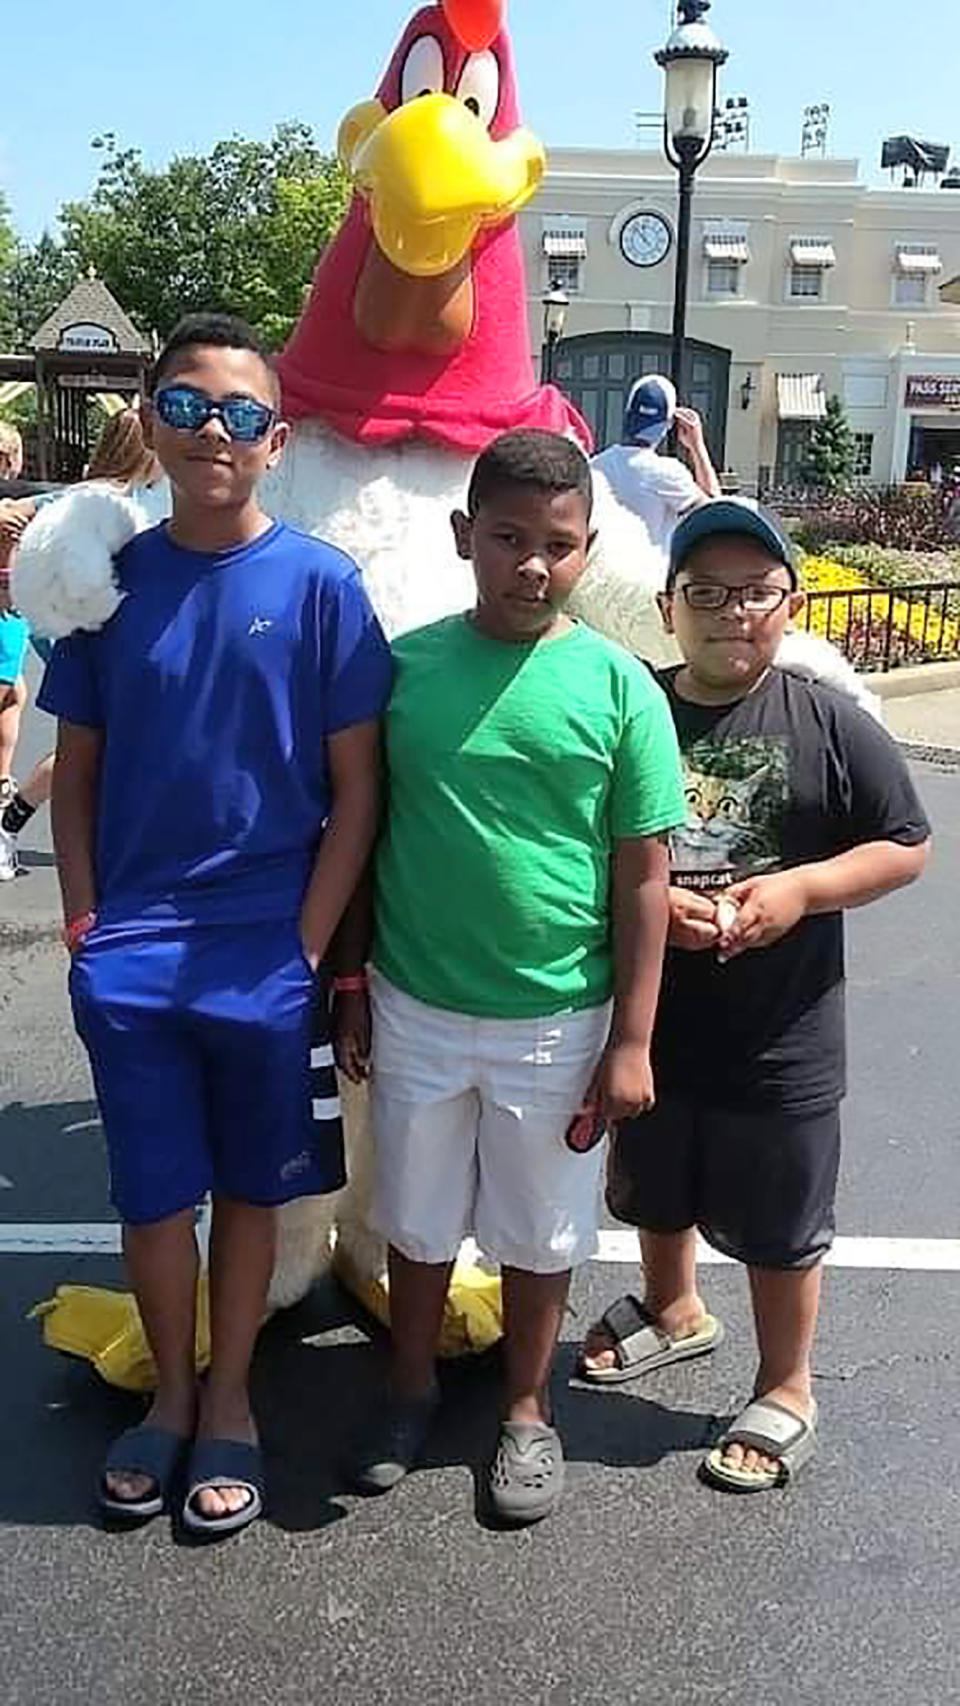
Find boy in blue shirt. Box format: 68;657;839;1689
40;314;391;1536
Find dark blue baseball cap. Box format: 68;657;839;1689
622;374;676;447
667;499;797;588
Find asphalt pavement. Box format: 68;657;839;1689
1;689;959;1706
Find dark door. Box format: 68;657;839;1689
774;422;814;488
552;331;730;468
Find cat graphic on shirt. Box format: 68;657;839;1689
672;745;788;890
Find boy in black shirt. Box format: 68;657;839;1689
579;501;930;1491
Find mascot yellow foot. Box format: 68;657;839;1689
332;1243;503;1362
30;1274;212;1395
30;1259;502;1393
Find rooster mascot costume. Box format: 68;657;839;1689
18;0;872;1379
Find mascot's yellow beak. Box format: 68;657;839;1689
338;94;544;278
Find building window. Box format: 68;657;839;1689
789;265;824;300
546;255;582;295
702;224;749;298
894;243;942;305
707;259;741;297
788;239;835;302
895;272;927;307
852;432;874;478
541;221;587;297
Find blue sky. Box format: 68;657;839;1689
4;1;956;240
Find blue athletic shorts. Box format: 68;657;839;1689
69;921;346;1225
0;613;29;684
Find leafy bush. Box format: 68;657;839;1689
790;484;960;553
822;542;960;589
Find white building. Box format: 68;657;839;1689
519;149;960;488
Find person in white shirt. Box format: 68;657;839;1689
591;375;721;582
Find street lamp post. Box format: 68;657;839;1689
655;1;728;399
541;283;569;385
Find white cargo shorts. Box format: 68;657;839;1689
369;970;612;1273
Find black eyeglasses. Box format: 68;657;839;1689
677;582;793;613
153;384;276;443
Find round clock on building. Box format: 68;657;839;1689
619;211;673;269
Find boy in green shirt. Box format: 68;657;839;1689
345;430;685;1524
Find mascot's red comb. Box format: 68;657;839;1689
442;0;504;50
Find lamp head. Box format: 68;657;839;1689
656;3;728;163
543;283;569;342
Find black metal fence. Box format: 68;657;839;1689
804;581;960;672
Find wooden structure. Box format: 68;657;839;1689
0;273;152;480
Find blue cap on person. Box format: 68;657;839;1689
622;374;677;448
668;498;798;587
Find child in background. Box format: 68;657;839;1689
84;406;163;490
0;424;32;878
0;410;165;872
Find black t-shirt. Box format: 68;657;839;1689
652;666;930;1112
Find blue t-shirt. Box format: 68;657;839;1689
39;520;391;929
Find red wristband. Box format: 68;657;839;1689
63;911;97;952
332;973;368;994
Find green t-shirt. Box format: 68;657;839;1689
373;615;686;1018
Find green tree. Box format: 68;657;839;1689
807;394;856;492
0;195;17;349
7;233;76;347
60;124;351;347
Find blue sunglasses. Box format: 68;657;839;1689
153;384;276;443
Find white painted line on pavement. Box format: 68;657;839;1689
1;1225;959;1270
0;1224;121;1254
594;1230;960;1271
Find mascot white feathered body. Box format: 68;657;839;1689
15;0;875;1341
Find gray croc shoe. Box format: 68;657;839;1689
350;1388;440;1495
578;1293;723;1386
488;1422;565;1526
701;1397;818;1493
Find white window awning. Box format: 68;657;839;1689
778;373;828;421
897;246;942;274
542;227;587;259
790;240;836;269
704;234;750;263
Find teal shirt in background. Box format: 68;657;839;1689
374;615;686;1018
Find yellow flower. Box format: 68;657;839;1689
798;553;958;656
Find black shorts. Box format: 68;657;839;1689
607;1094;841;1271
